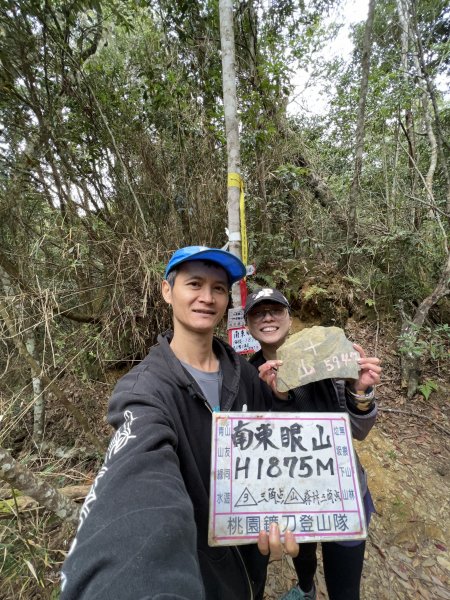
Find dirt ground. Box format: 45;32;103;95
264;321;450;600
265;419;450;599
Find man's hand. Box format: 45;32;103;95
257;523;299;559
258;360;288;400
349;343;382;393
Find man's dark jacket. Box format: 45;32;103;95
61;332;288;600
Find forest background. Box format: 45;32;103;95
0;0;449;598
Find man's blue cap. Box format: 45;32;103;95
164;246;246;284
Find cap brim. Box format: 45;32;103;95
167;248;246;284
244;295;290;317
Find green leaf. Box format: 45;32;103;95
417;380;439;401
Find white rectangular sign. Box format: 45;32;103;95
209;412;366;546
227;307;246;329
227;327;261;355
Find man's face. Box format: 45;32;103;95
246;302;291;349
162;261;230;335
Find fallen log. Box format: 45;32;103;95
0;447;89;524
0;483;91;517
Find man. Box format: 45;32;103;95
61;247;297;600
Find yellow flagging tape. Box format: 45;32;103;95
227;173;248;266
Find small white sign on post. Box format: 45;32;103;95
227;327;261;355
209;412;366;546
227;307;246;329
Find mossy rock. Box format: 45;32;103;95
296;279;351;327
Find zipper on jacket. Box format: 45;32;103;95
187;383;214;415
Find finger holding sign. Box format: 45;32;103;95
257;523;282;560
351;343;382;392
257;523;299;560
284;530;299;558
257;529;270;556
258;359;283;381
267;522;283;560
258;360;288;400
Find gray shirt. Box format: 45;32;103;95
181;361;223;410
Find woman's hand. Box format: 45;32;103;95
258;360;288;400
257;523;299;559
350;343;382;392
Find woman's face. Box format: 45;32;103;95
246;302;292;350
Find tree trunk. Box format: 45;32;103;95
389;118;401;228
219;0;244;308
411;35;438;220
347;0;376;245
399;252;450;397
396;0;418;225
410;1;450;216
243;0;270;235
0;445;80;525
397;0;438;223
25;332;45;444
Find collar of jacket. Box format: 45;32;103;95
157;330;242;412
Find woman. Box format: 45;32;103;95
245;288;382;600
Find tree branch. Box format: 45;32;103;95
0;446;81;525
378;407;450;437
